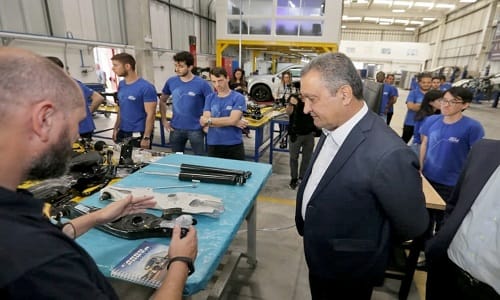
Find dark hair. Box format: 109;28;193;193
210;67;228;78
415;90;442;121
287;93;301;103
111;53;136;71
281;70;292;84
445;86;473;103
418;72;433;81
376;71;385;83
232;68;245;78
229;68;247;88
46;56;64;69
173;51;194;67
431;76;440;81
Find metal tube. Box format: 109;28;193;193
0;31;134;49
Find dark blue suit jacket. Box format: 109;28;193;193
426;139;500;264
295;110;429;284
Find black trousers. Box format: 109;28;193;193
116;130;153;149
308;273;373;300
402;125;414;143
427;257;500;300
207;143;245;161
386;112;394;126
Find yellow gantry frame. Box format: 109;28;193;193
216;39;338;70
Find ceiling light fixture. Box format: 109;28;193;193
414;2;433;8
394;19;410;24
392;9;406;12
393;1;412;6
435;3;455;9
405;27;416;31
410;20;424;25
343;16;363;21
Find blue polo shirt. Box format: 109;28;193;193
421;115;484;186
204;91;246;146
162;76;213;130
117;78;158;132
404;89;425;126
379;83;398;115
75;80;96;134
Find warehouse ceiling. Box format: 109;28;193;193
342;0;482;31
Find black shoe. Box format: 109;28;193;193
289;178;298;190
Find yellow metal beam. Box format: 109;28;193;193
216;41;230;67
215;39;338;71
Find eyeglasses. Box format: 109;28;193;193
439;98;464;106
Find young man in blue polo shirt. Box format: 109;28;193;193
384;73;399;126
420;87;484;202
111;53;158;149
375;71;398;123
160;51;213;155
402;72;432;143
200;67;247;160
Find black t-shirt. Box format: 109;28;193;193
0;188;118;299
289;101;316;136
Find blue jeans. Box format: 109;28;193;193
169;129;205;155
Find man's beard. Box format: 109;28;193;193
117;70;128;77
178;69;189;77
26;131;74;180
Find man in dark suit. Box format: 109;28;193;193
295;52;429;300
426;139;500;299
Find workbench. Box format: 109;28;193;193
76;154;272;298
245;107;286;162
268;114;290;164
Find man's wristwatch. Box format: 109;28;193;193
206;118;212;126
167;256;195;276
142;136;150;141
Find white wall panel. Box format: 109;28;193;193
0;0;49;34
92;0;125;43
150;1;171;49
171;10;194;50
46;0;67;37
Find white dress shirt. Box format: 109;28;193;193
448;165;500;294
301;103;368;219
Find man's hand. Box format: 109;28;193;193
95;195;156;224
162;119;173;132
236;119;248;129
168;225;197;261
199;116;208;127
140;139;151;149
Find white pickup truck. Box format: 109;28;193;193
247;64;304;102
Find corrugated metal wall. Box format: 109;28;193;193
418;0;499;75
342;29;417;42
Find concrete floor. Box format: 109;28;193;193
94;88;500;300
